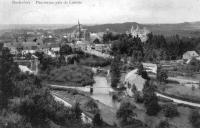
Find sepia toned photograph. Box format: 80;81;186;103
1;0;200;128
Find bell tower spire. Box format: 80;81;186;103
78;19;81;41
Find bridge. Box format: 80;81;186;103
49;84;114;94
91;67;110;76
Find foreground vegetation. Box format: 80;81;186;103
47;65;94;86
0;48;85;128
0;48;114;128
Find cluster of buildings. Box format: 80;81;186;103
0;21;114;74
64;21;112;58
182;50;200;63
3;36;60;57
129;25;150;42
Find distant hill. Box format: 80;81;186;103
0;24;73;31
55;21;200;37
1;22;200;37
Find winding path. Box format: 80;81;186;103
156;93;200;108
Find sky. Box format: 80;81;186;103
0;0;200;24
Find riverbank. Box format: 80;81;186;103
51;89;118;126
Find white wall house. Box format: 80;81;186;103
183;51;199;60
142;63;157;74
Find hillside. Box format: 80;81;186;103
55;21;200;37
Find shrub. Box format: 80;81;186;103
93;112;103;126
85;99;99;113
72;102;82;120
145;95;160;116
162;103;179;118
156;120;170;128
189;109;200;128
48;65;94;86
112;93;122;102
134;91;144;103
116;102;137;125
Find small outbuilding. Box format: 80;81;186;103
183;51;199;60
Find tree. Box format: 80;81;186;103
157;70;168;83
39;55;57;72
156;120;170;128
137;63;149;80
157;66;168;83
85;99;99;113
162;103;179;118
116;102;137;125
143;81;160;116
58;55;66;66
60;44;73;56
189;109;200;128
187;57;200;72
73;102;82;120
0;48;19;109
93;38;100;44
137;63;144;75
18;89;51;125
134;91;144;103
110;55;121;88
93;112;103;126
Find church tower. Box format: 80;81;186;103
78;19;81;41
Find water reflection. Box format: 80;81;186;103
91;76;120;109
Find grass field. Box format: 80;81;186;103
47;65;94;86
158;83;200;103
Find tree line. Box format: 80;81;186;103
103;32;200;62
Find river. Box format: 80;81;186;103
91;76;120;109
92;76;200;108
51;75;200;109
50;76;119;108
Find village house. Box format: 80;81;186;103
92;44;110;53
183;51;199;60
142;63;157;74
15;55;39;75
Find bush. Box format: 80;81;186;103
156;120;170;128
72;102;82;120
134;91;144;103
85;99;99;114
112;93;122;102
189;109;200;128
162;103;179;118
48;65;94;86
116;102;137;125
93;112;103;126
